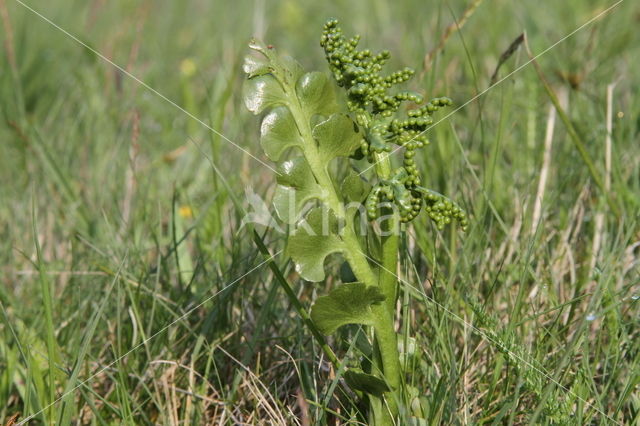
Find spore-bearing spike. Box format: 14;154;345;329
321;20;465;229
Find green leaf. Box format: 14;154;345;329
312;113;362;164
276;156;317;188
247;39;303;81
296;71;337;116
341;171;370;203
273;157;324;223
344;369;391;397
287;207;344;281
260;106;303;161
280;55;305;86
310;283;385;334
243;74;286;114
242;55;271;78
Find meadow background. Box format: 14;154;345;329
1;0;639;424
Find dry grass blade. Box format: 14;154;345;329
531;100;559;235
0;0;17;74
490;33;525;85
589;82;615;270
3;413;20;426
422;0;485;74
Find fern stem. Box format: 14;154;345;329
371;151;402;423
287;90;401;422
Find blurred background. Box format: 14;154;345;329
1;0;639;423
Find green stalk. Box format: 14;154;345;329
32;208;57;425
373;151;400;312
372;151;402;423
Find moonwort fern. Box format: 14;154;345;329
243;19;467;425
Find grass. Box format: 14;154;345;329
1;0;639;424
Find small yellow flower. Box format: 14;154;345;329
180;58;197;78
178;205;193;219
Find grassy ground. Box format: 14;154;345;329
1;0;639;424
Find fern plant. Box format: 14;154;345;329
243;19;467;425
